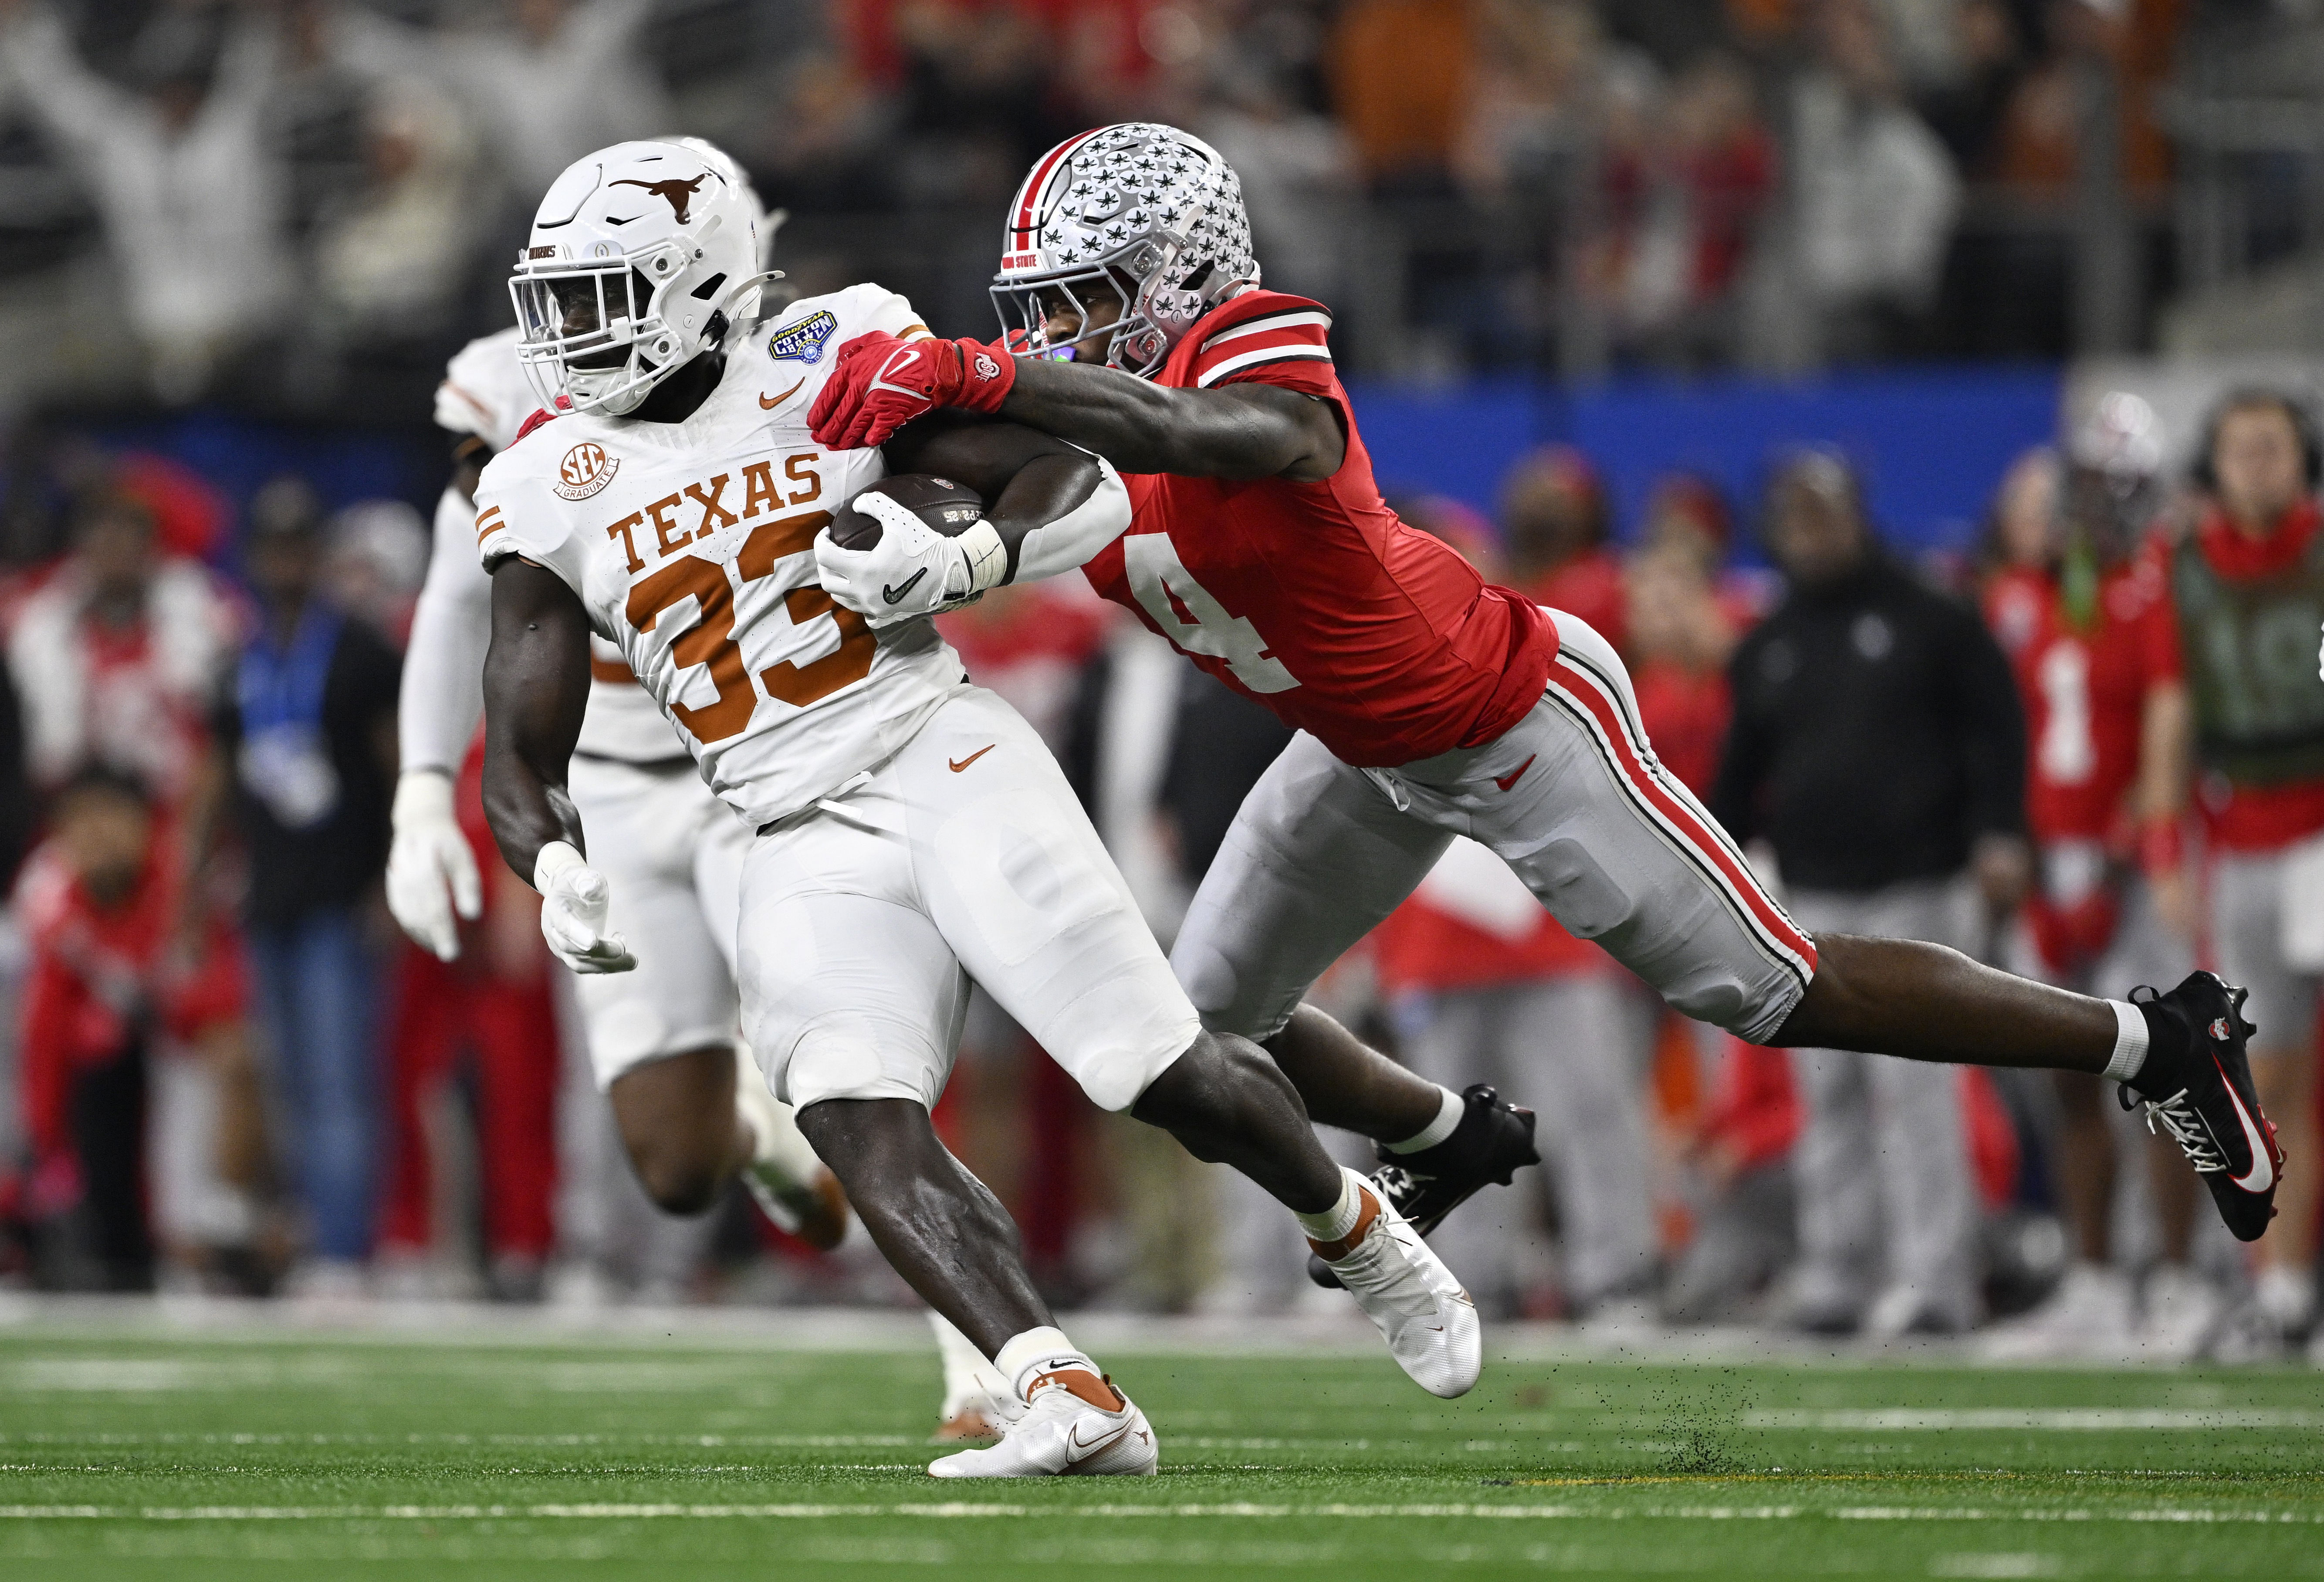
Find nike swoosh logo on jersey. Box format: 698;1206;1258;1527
2221;1057;2277;1193
949;744;995;774
883;568;928;604
1494;754;1537;792
759;378;805;409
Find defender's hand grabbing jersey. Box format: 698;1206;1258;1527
477;285;958;828
477;285;1196;1113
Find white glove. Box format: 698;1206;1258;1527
813;490;1007;629
386;770;482;962
534;840;637;975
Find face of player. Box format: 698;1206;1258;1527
2211;403;2309;533
1036;281;1126;364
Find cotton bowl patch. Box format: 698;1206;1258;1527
769;310;838;364
554;441;619;501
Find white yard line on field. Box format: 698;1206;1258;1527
0;1502;2313;1524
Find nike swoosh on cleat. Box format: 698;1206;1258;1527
949;744;995;773
883;568;929;604
2220;1057;2277;1193
759;379;805;409
1494;754;1537;792
1066;1420;1132;1462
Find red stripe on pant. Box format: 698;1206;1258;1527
1549;653;1819;976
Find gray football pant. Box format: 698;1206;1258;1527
1784;878;1982;1325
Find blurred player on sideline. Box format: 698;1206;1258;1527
809;122;2287;1267
1976;400;2205;1359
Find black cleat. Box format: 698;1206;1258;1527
1307;1084;1540;1289
2119;971;2282;1244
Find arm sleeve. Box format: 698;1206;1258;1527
402;485;495;775
1948;601;2030;840
1189;299;1336;395
1010;453;1131;584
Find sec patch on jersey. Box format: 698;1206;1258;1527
829;475;985;551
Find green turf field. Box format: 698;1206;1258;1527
0;1318;2319;1579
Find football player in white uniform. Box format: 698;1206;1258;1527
390;142;1028;1430
476;140;1481;1477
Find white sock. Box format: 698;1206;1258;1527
1294;1166;1365;1244
928;1311;1009;1418
2101;1001;2150;1084
993;1326;1097;1402
1383;1085;1464;1154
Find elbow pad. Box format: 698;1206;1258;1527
1011;455;1130;585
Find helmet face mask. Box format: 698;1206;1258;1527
509;142;764;417
991;125;1257;379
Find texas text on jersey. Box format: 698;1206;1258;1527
475;284;957;827
1076;289;1561;769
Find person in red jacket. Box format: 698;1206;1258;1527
16;767;252;1289
808;122;2283;1266
1976;407;2207;1358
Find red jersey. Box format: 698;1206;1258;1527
2141;504;2324;850
1079;291;1559;767
1982;559;2176;845
14;835;245;1163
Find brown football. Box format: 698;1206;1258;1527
829;474;987;551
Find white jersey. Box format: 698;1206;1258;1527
476;284;961;828
425;328;678;764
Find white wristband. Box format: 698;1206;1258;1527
534;838;584;893
958;519;1008;595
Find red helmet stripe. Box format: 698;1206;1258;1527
1010;130;1103;245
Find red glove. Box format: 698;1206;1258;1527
808;332;1016;451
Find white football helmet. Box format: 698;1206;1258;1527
510;140;768;416
991;123;1258;378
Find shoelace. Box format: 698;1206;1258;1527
2137;1088;2227;1172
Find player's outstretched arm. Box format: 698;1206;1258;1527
1000;356;1345;483
806;331;1342;482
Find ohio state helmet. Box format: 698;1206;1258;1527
509;140;769;416
991;123;1258;378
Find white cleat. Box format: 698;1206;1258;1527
732;1044;849;1250
1312;1169;1481;1399
927;1367;1158;1478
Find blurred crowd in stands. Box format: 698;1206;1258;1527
0;0;2319;1366
0;0;2299;424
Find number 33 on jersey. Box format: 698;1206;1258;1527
474;285;966;828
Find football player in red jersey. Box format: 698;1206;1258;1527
808;122;2284;1255
1977;404;2207;1357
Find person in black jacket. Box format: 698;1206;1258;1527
1712;451;2031;1336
